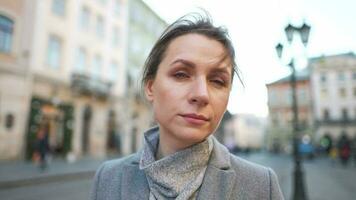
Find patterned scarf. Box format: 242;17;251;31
139;127;213;200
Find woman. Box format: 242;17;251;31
91;13;284;200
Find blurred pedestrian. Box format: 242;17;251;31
351;137;356;167
329;145;338;166
91;12;284;200
36;122;50;171
320;134;332;155
338;133;351;167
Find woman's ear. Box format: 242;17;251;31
144;79;154;102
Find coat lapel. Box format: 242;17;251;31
121;152;150;200
197;137;240;199
197;165;236;199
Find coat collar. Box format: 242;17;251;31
121;127;237;199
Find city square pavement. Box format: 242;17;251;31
1;152;355;200
0;156;106;189
242;152;356;200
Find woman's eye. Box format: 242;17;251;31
174;72;189;79
211;79;226;87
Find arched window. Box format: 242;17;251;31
0;15;14;52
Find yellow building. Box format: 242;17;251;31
0;0;128;160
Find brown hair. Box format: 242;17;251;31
141;12;242;88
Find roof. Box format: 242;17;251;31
266;52;356;86
308;52;355;63
267;67;310;85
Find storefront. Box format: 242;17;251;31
25;97;74;160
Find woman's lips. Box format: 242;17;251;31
180;113;209;125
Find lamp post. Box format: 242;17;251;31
275;22;311;200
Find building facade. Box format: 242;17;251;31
0;0;31;160
0;0;129;160
310;53;356;143
123;0;167;154
266;67;313;153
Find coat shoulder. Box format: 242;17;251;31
229;154;284;200
101;153;140;172
90;153;140;200
229;154;269;175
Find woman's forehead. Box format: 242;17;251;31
162;33;232;68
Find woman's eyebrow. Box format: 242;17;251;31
211;67;231;77
170;59;196;68
170;58;231;76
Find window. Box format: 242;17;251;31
96;15;105;38
353;72;356;80
0;15;14;53
338;71;345;81
79;7;90;30
286;89;292;106
298;89;306;103
98;0;107;4
323;109;330;121
268;90;277;106
47;35;61;69
320;73;327;83
342;108;348;121
109;62;118;82
321;88;328;99
5;113;14;129
52;0;66;16
112;26;120;47
339;88;346;98
113;0;120;16
92;55;102;79
75;47;86;72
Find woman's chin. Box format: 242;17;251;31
173;127;211;144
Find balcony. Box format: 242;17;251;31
70;73;112;99
315;118;356;126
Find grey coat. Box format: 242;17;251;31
90;137;284;200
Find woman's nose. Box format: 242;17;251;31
188;78;209;106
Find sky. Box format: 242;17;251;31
143;0;356;117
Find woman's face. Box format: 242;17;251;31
145;33;232;146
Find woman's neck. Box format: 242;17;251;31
156;133;195;160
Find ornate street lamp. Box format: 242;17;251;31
275;22;311;200
275;43;283;59
284;24;296;43
299;22;311;46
